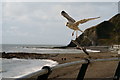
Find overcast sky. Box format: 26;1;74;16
2;2;118;45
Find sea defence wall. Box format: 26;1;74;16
6;58;119;80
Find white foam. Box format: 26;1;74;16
2;58;58;78
86;49;100;52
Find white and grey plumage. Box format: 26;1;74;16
61;11;100;38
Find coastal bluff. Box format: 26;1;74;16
68;14;120;47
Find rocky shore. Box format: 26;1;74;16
1;52;58;59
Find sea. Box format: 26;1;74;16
1;44;83;54
0;44;100;79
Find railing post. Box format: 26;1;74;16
113;61;120;80
76;59;90;80
37;66;52;80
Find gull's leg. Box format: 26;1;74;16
76;30;78;38
72;31;75;36
79;29;83;33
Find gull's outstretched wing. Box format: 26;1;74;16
76;17;100;24
61;11;76;23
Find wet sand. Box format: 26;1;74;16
48;52;119;79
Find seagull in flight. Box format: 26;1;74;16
61;11;100;38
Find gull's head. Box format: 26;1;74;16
66;22;69;26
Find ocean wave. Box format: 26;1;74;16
2;58;58;78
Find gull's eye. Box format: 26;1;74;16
66;23;68;26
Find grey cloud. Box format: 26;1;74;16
2;2;118;45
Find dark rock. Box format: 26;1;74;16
2;52;51;59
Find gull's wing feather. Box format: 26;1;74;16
61;11;76;23
76;17;100;24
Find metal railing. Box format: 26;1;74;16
15;58;120;80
